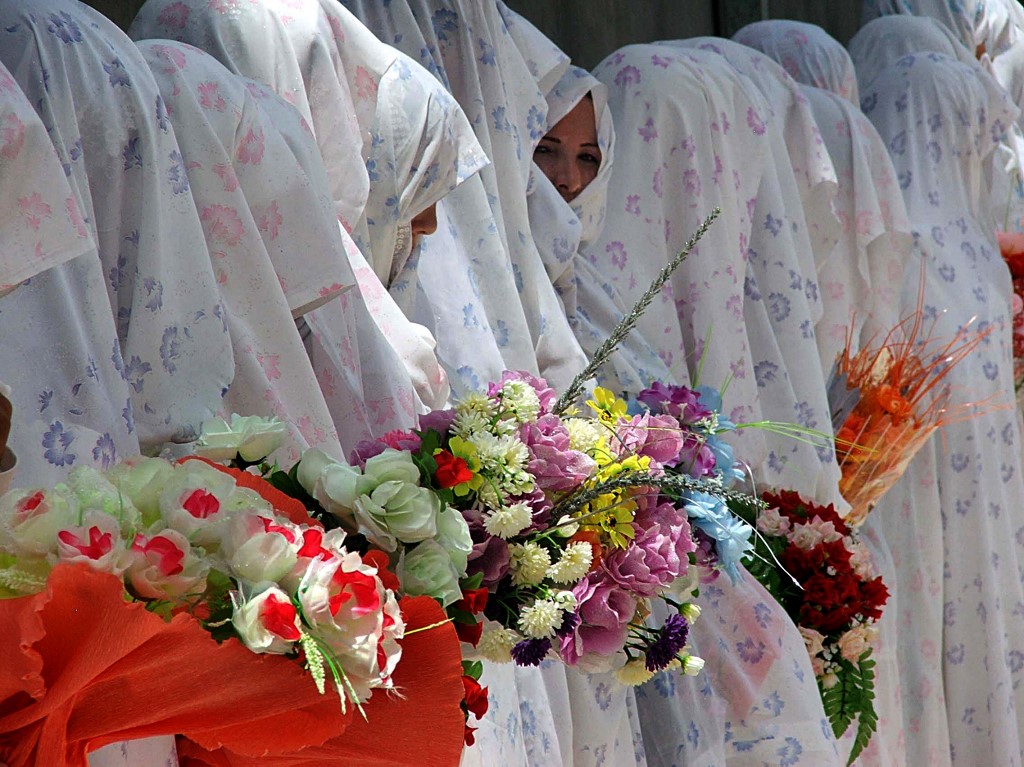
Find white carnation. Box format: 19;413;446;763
484;502;532;539
509;542;551;586
546;541;593;584
476;626;519;663
517;598;563;639
563;418;605;454
616;659;655;686
452;410;491;439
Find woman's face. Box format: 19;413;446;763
534;96;601;203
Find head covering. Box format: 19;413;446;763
528;66;673;394
0;55;140;487
664;39;845;508
860;52;1024;766
363;57;488;285
137;40;349;462
130;0;370;234
861;0;1024;58
240;75;451;446
0;0;233;452
733;20;860;105
849;14;975;90
668;37;839;271
339;0;590;394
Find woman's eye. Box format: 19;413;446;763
580;152;601;165
534;143;553;155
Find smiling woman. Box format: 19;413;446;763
533;95;602;202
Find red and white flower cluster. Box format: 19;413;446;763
0;457;403;705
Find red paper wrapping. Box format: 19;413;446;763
176;595;467;767
0;564;347;766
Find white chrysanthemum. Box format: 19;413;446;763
563;418;605;454
477;626;520;664
484;502;532;539
509;542;551;586
681;654;705;676
680;602;702;623
499;380;541;423
452;409;491;439
517;598;563;639
546;542;593;584
616;659;655;686
552;590;578;610
456;391;497;418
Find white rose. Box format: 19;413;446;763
353;481;440;551
756;507;791;537
396;539;462;607
295;448;339;495
64;466;141;533
0;486;78;556
434;506;473;576
789;522;825;550
126;527;209;601
106;456;176;525
55;510;130;576
221;513;299;583
194;414;288;463
837;625;872;662
231;583;302;654
158;461;269;547
362;449;421;485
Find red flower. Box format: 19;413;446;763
454;587;489;615
455;619;483;647
463;725;477;746
434;450;473;488
259;592;302;641
462;675;489;720
763;490;849;535
362;549;400;592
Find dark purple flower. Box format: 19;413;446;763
462;507;511;587
511;637;551;666
348;439;387;468
487;370;557;414
555;611;581;638
691;528;721;583
673;433;717;478
418;408;456;435
645;613;690;671
637;382;710;425
519;415;596;493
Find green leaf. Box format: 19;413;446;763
818;653;878;766
462;660;483;680
460;572;485;591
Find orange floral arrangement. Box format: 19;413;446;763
831;280;995;525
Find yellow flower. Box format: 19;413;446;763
586;387;628;425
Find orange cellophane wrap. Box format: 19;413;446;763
176;595;467;767
0;564;349;767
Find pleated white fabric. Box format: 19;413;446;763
130;0;451;436
136;40;347;463
0;0;233;462
863;51;1024;767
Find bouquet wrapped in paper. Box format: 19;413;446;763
0;454;465;766
997;231;1024;392
828;290;994;526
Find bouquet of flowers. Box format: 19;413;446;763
997;231;1024;392
729;490;889;765
293;372;757;689
828;289;994;525
0;452;465;765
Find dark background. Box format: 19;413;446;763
88;0;862;69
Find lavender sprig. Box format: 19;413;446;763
554;208;721;415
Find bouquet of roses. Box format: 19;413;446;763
728;489;889;765
828;289;994;525
0;456;403;709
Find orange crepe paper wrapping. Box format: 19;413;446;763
175;595;467;767
0;564;348;767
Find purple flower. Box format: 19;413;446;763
519;415;596;492
555;611;581;638
612;413;685;467
645;613;690;671
487;370;556;414
348;439;387;468
418;408;455;435
559;571;637;665
602;499;696;597
691;528;721;583
511;638;551;666
637;382;710;425
674;433;717;478
462;507;511;587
